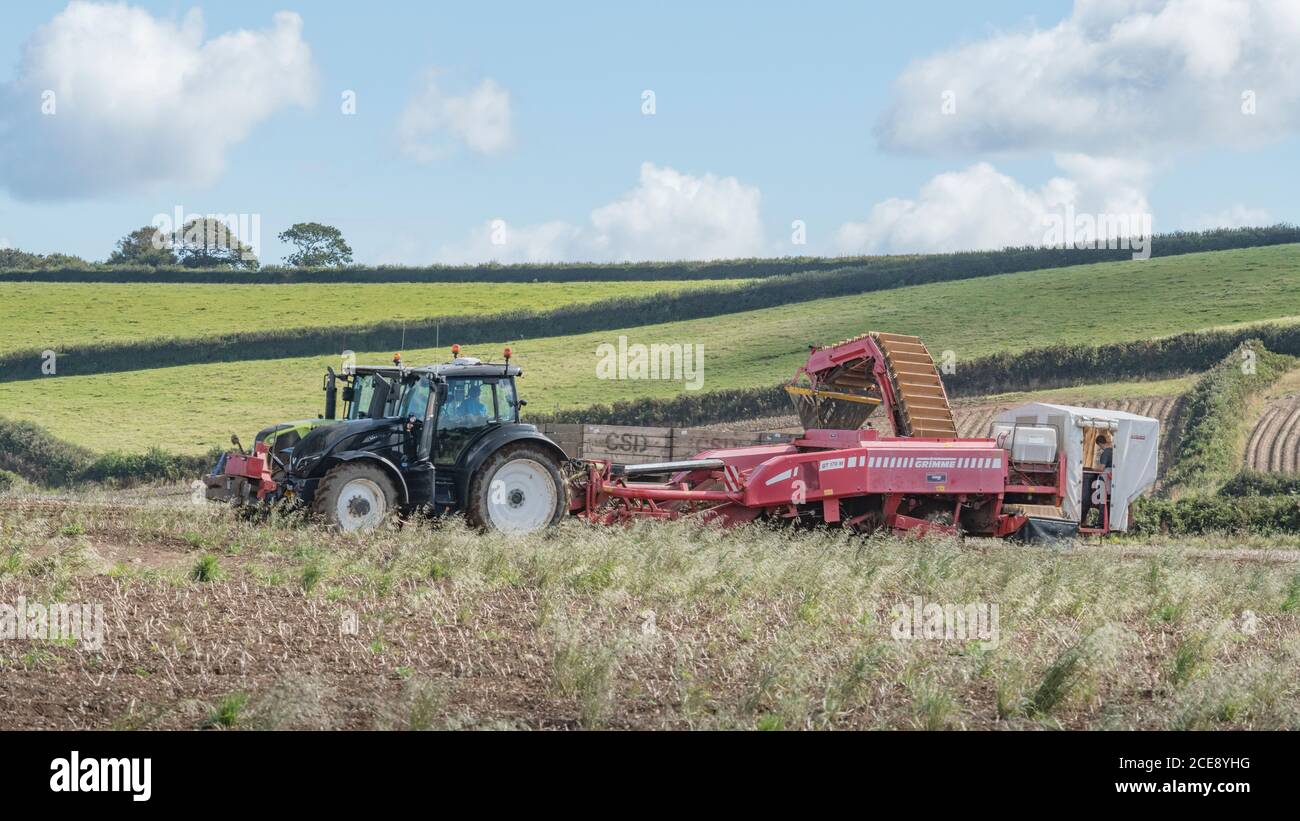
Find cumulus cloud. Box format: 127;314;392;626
1189;204;1271;231
398;73;512;161
875;0;1300;158
0;2;317;200
435;162;766;263
854;0;1297;252
835;160;1154;254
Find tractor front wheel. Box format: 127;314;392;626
467;444;566;533
312;461;398;532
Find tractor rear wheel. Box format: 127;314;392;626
466;444;566;533
312;461;398;532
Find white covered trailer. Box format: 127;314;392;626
992;403;1160;532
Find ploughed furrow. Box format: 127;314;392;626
1259;400;1298;472
1276;402;1300;473
1149;397;1177;425
1246;405;1282;471
955;406;998;439
873;332;957;438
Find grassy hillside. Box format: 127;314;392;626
6;242;1298;382
965;375;1198;405
6;244;1300;453
0;279;742;354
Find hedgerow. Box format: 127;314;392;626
1160;342;1295;496
1217;469;1300;497
2;224;1294;283
1128;494;1300;535
0;416;216;487
4;228;1299;382
0;417;95;486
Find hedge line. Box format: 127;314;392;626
1160;342;1295;496
0;416;216;488
0;256;837;283
1128;494;1300;535
1218;470;1300;497
9;227;1300;383
3;225;1295;284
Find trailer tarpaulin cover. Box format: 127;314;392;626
1014;517;1079;543
993;403;1159;532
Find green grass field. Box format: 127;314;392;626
968;374;1199;405
4;244;1300;453
0;279;744;353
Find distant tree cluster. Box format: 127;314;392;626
2;220;353;272
0;247;88;270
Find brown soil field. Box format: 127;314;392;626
1244;398;1300;473
2;493;1298;730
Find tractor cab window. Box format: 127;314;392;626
435;377;506;464
399;376;434;420
347;373;403;419
347;375;376;419
495;379;518;423
439;378;492;429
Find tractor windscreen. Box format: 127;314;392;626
399;376;433;419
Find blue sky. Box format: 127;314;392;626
0;0;1296;265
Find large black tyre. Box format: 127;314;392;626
312;461;399;532
466;444;567;533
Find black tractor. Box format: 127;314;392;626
206;348;571;533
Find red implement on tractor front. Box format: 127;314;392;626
569;332;1072;539
203;442;279;505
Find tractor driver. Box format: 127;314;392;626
443;381;489;428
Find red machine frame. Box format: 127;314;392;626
569;332;1090;538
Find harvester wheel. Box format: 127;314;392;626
466;444;566;533
312;462;398;532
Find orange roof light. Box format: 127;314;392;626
503;346;513;360
450;344;461;357
393;352;402;364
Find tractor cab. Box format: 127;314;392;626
378;355;525;472
324;364;407;421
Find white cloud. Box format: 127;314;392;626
835;160;1153;254
398;73;512;161
586;163;765;262
856;0;1300;254
875;0;1300;157
0;2;317;200
435;162;767;263
1189;204;1271;231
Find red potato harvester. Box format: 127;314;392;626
569;332;1156;540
